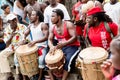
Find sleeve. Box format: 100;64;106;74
108;22;118;36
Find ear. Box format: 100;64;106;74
93;17;98;22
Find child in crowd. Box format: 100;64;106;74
101;35;120;80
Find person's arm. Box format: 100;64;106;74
48;28;54;49
22;7;29;25
101;59;115;80
24;25;30;40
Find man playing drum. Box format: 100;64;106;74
48;9;80;80
23;10;49;80
0;13;27;80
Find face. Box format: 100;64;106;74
51;12;59;24
5;6;10;14
49;0;56;5
30;11;37;23
8;18;17;29
86;15;95;26
110;0;117;4
110;46;120;70
26;0;32;4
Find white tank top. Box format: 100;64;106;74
13;0;24;18
30;22;47;47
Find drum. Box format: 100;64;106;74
45;49;65;77
16;44;39;77
78;47;108;80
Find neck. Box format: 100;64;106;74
56;20;63;27
94;22;101;27
34;20;40;27
51;2;57;7
4;12;9;15
30;1;35;6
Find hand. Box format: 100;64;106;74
28;41;36;47
10;32;17;38
49;46;56;55
56;42;65;49
101;59;115;80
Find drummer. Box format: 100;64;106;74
0;13;27;79
48;9;80;80
23;10;49;80
83;7;118;51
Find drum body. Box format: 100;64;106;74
45;49;65;77
79;47;108;80
16;45;38;77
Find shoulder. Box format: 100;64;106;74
108;22;118;28
65;21;74;28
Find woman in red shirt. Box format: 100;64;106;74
83;7;118;50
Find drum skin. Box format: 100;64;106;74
78;47;108;80
16;44;39;77
45;49;65;77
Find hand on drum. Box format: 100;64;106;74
101;59;115;79
56;42;65;49
28;41;36;47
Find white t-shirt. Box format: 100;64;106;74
30;23;47;47
13;0;24;18
104;2;120;27
44;3;70;31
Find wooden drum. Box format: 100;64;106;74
45;49;65;77
78;47;108;80
16;44;38;77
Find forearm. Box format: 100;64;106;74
6;36;13;47
63;36;77;46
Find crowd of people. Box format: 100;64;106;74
0;0;120;80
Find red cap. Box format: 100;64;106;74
87;7;105;16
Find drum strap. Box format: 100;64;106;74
104;22;114;39
30;31;33;40
85;25;91;47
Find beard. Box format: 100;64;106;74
53;19;59;24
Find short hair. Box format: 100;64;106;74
52;9;64;20
1;4;9;10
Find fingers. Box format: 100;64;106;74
101;59;112;69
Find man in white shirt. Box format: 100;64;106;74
104;0;120;33
44;0;70;31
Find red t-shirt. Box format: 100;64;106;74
83;22;118;50
53;22;80;47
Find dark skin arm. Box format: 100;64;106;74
22;7;29;25
28;23;49;47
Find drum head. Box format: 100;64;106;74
16;44;38;56
79;47;108;64
45;49;64;64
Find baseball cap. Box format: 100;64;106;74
7;13;17;21
87;7;105;16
